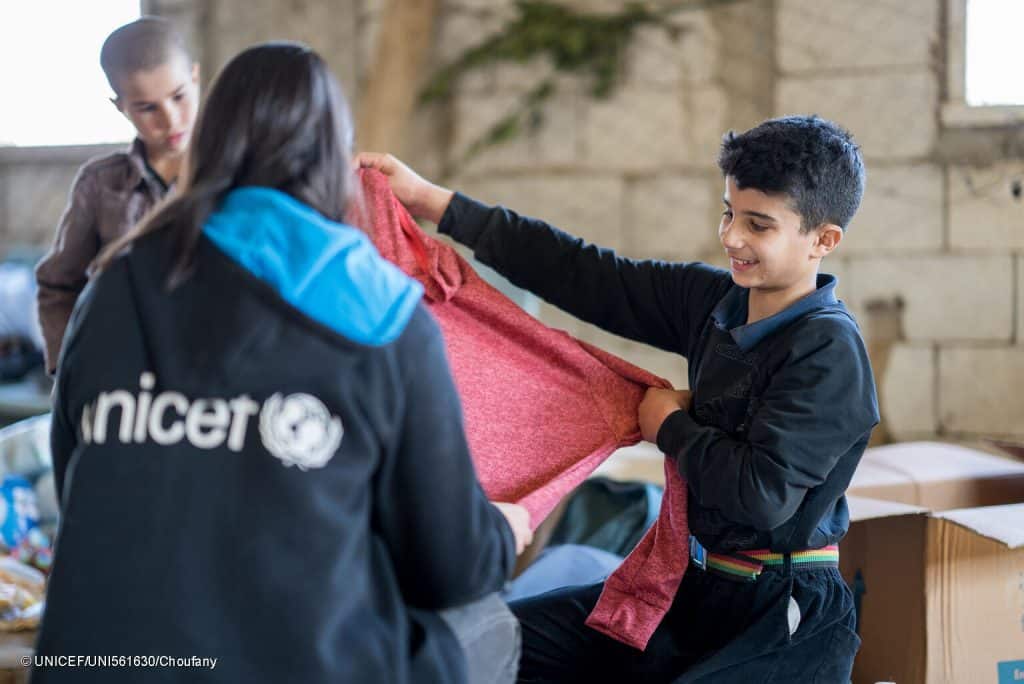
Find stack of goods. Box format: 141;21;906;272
0;556;44;631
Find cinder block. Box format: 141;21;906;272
683;86;730;165
580;86;689;172
777;0;938;72
880;344;938;438
675;11;719;86
210;0;359;94
5;164;81;246
939;347;1024;437
494;57;556;93
623;174;718;260
450;84;578;174
845;255;1014;341
451;93;535;171
1018;255;1023;344
625;24;690;88
444;0;515;11
457;174;625;251
776;72;938;160
948;163;1024;250
844;164;944;253
428;9;503;94
711;1;774;119
551;0;636;14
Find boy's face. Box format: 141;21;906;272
718;176;840;293
114;56;200;160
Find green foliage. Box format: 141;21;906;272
419;0;746;170
458;79;556;164
420;0;694;169
421;1;670;104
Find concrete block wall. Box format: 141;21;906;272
0;145;122;252
2;0;1020;441
413;0;776;392
201;0;360;98
775;0;1022;441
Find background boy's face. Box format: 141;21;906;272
718;176;823;292
114;57;200;159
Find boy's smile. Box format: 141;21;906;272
719;176;841;322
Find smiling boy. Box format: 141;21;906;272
36;17;199;373
360;114;880;682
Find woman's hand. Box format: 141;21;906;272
491;502;534;556
355;152;454;224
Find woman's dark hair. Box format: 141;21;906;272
97;42;354;284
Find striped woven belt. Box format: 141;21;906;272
690;537;839;582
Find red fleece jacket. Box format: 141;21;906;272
352;170;689;650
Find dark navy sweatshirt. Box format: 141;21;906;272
439;193;879;554
35;188;515;683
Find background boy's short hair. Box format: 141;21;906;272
717;115;866;232
100;16;192;97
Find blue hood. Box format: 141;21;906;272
203;187;422;346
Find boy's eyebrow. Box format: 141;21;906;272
722;197;779;223
129;85;187;107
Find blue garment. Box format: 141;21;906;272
711;274;838;351
503;545;623;602
203;187;422;346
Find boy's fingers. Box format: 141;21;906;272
354;153;375;169
354;151;387;170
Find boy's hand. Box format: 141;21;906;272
492;502;533;556
355;152;454;224
639;388;693;444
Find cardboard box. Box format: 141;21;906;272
988;438;1024;463
841;443;1024;684
843;497;1024;684
847;442;1024;509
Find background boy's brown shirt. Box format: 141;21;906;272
35;139;169;372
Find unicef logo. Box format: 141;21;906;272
258;393;343;470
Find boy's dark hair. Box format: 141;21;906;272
717;115;865;232
96;42;354;285
100;16;192;97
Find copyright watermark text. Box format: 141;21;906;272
22;655;217;670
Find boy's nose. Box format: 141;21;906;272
720;223;742;248
160;104;179;130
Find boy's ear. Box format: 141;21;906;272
810;223;843;258
191;62;200;84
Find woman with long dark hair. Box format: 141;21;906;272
34;43;527;683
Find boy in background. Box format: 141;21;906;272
36;16;199;373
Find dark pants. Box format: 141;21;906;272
509;564;859;683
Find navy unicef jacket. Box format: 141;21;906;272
35;188;515;683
